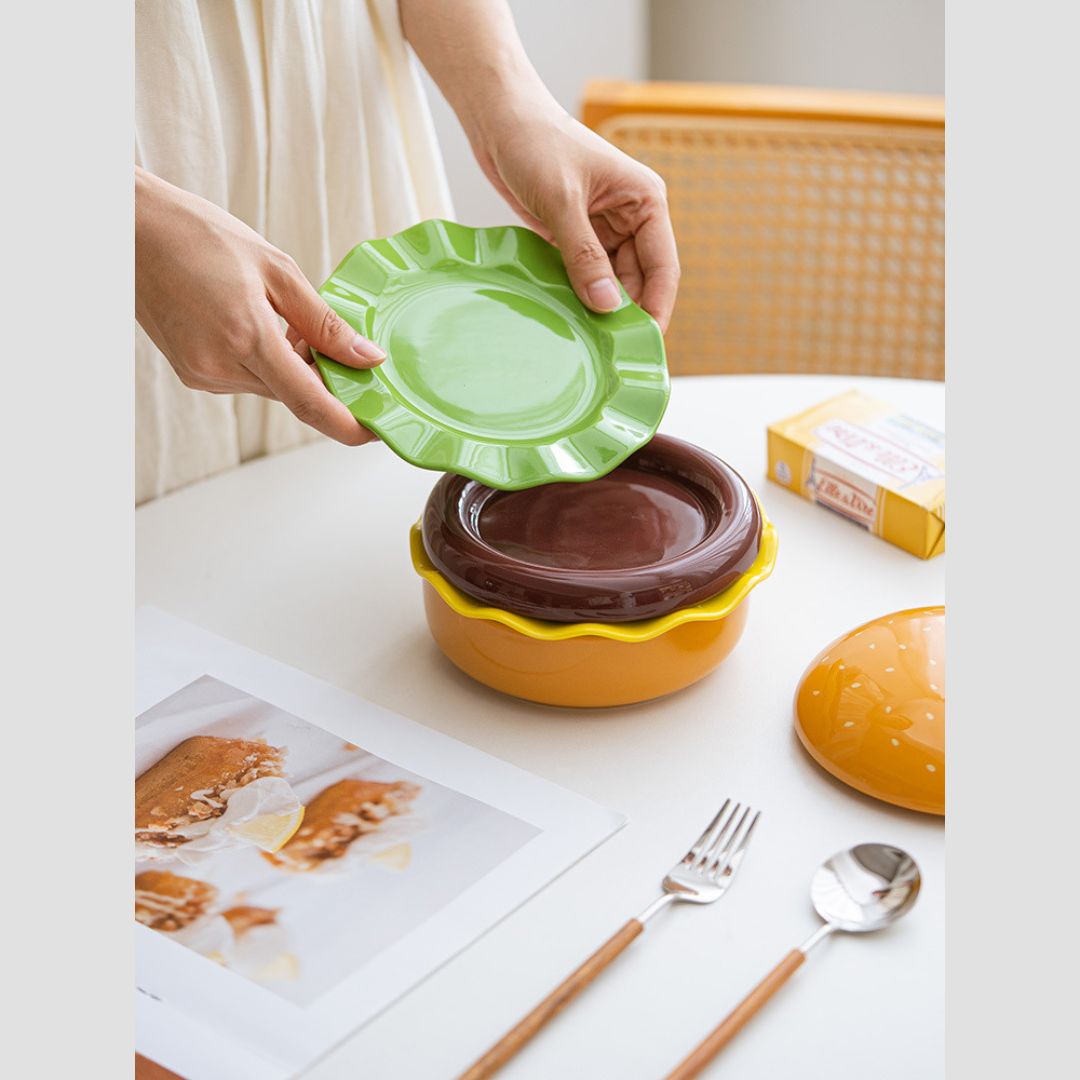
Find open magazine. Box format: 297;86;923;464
135;608;625;1079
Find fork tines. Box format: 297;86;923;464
684;799;761;880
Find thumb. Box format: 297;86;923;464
268;258;385;368
549;210;622;315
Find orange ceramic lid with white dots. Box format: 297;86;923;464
794;606;944;815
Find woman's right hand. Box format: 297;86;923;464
135;166;383;445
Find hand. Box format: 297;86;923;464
400;1;679;330
472;106;680;332
135;167;383;445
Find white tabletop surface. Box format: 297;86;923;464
136;374;945;1080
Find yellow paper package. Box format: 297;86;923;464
767;391;944;559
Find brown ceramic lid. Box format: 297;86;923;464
421;434;762;623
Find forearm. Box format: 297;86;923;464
399;0;560;147
400;0;680;328
136;167;208;271
135;165;166;248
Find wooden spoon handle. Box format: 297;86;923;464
458;918;644;1080
665;949;806;1080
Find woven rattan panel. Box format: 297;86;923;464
596;114;944;379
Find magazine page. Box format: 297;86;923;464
135;607;625;1078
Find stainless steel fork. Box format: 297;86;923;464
459;799;761;1080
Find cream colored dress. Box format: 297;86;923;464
135;0;453;503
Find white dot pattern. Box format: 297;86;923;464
802;609;945;793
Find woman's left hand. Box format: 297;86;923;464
400;0;679;330
472;106;681;332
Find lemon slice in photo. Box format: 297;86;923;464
370;843;412;871
230;807;305;853
254;954;300;982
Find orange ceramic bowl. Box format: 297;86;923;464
411;519;777;708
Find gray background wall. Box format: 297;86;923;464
649;0;944;94
422;0;944;226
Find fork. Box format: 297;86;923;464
458;799;761;1080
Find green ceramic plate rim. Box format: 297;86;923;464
311;219;670;490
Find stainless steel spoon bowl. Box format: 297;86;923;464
665;843;921;1080
802;842;921;949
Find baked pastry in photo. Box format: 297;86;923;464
134;870;234;962
135;736;304;863
221;905;298;982
221;905;279;936
266;778;419;873
135;869;219;932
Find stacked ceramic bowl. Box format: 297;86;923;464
411;435;778;707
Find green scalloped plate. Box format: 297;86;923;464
312;219;669;490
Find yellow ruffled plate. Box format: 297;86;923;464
409;511;778;643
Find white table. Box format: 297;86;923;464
136;374;945;1080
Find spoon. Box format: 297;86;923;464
665;843;921;1080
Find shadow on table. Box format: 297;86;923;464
788;728;946;829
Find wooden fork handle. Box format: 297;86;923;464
665;949;806;1080
458;918;645;1080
